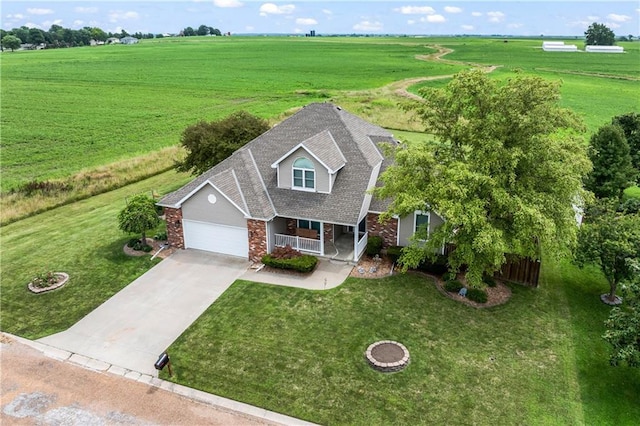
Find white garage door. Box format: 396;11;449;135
183;220;248;258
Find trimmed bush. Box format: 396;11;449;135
442;271;457;282
366;235;383;257
154;231;167;241
467;288;488;303
386;245;404;263
262;253;318;273
444;280;463;293
482;274;497;287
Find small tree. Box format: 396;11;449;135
585;22;616;46
175;111;270;176
118;194;160;247
603;261;640;367
1;35;21;51
585;124;635;199
576;203;640;303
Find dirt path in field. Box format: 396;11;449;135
347;44;500;101
534;67;640;81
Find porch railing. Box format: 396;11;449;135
355;232;368;260
274;233;322;254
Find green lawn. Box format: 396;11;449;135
0;169;191;338
163;264;640;425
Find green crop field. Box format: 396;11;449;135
1;36;638;194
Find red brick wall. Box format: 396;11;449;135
285;218;296;235
164;207;184;249
323;222;334;243
367;213;398;248
248;219;267;262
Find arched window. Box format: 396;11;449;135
293;157;315;190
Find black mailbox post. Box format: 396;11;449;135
154;352;172;376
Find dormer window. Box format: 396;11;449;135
293;157;315;190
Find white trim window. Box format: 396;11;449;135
292;157;315;191
414;211;430;240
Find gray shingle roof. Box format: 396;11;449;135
158;103;397;225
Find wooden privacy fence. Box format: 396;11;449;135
443;244;541;287
495;256;541;287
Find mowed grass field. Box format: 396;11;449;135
1;36;638;194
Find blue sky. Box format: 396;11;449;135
3;1;639;36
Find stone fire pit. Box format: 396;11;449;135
365;340;410;373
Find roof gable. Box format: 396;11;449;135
270;130;346;174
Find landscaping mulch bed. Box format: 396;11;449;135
123;238;175;259
426;272;512;308
350;256;394;278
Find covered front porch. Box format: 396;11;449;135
269;217;367;262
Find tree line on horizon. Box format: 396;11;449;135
0;23;223;51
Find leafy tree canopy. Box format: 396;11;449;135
1;35;21;51
576;200;640;303
374;69;591;285
604;262;640;367
176;111;270;176
117;194;160;246
585;124;635;200
585;22;616;46
612;112;640;175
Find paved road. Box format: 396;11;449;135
39;250;249;376
1;335;270;425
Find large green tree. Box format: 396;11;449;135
374;69;591;285
612;112;640;175
117;194;160;247
176;111;270;176
604;263;640;367
1;35;21;51
576;203;640;303
585;22;616;46
585;124;635;200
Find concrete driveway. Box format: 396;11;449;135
38;250;249;376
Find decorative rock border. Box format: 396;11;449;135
600;294;623;306
365;340;410;373
28;272;69;294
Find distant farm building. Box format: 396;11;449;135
120;36;139;45
106;38;120;45
585;45;624;53
542;41;578;52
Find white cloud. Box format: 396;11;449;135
395;6;435;15
607;13;631;22
461;24;474;31
7;13;25;19
471;12;482;17
606;22;621;29
25;22;41;29
508;23;523;29
27;8;53;15
587;15;600;21
353;20;383;31
425;14;446;23
322;9;332;15
407;19;416;25
73;20;84;27
42;19;63;28
75;7;98;14
296;18;317;25
259;3;295;16
108;10;139;23
444;6;462;14
214;0;243;7
487;11;505;23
